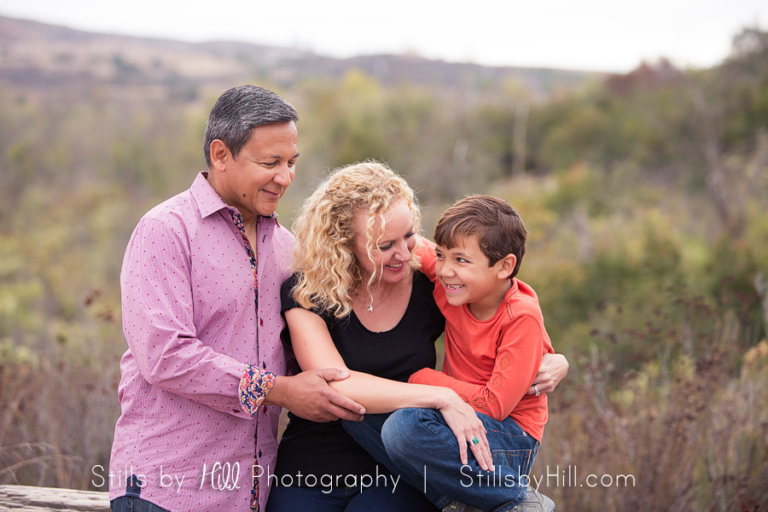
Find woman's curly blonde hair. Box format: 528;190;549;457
291;161;422;318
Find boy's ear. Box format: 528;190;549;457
496;254;517;280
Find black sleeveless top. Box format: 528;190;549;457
274;271;445;485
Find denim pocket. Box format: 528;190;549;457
492;448;535;477
489;419;528;438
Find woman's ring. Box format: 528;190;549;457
534;385;540;397
472;438;479;445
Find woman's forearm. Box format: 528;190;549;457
327;370;456;414
283;306;460;413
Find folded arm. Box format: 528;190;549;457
122;217;363;422
415;236;569;397
122;217;257;418
410;315;544;421
285;306;493;469
285;307;457;412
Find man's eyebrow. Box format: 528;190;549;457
262;152;300;160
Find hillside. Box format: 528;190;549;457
0;15;598;101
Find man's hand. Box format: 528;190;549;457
527;353;569;395
264;368;366;422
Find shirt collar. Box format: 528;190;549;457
191;171;228;219
190;171;279;220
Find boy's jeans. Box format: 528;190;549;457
344;408;539;512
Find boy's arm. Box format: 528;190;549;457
286;307;465;413
415;235;437;281
409;315;548;422
284;306;494;468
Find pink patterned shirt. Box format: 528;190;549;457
109;172;293;511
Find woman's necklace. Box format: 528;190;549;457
364;284;394;312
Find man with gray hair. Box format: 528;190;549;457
109;85;365;512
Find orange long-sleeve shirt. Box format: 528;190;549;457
410;243;554;442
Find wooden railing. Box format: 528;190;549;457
0;485;109;511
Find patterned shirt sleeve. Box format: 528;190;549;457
239;363;277;417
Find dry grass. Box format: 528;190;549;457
534;336;768;511
1;289;766;512
0;340;122;490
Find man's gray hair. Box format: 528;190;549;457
203;85;299;168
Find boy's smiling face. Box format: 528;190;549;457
435;235;516;321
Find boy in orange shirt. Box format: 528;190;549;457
382;195;556;512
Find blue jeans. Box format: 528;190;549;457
110;496;170;512
344;410;539;512
265;480;438;512
111;474;171;512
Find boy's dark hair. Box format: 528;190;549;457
434;194;527;278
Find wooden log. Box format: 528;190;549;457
0;485;109;511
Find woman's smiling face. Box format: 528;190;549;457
352;199;416;285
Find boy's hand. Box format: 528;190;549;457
528;353;569;395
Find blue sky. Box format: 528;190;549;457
1;0;765;72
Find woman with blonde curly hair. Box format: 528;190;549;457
290;161;426;317
266;162;567;512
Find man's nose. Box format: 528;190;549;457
273;164;294;187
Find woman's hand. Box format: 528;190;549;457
527;352;569;396
437;391;494;471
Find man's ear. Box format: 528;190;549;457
497;254;517;280
209;139;229;173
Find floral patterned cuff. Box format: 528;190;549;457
239;364;277;417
